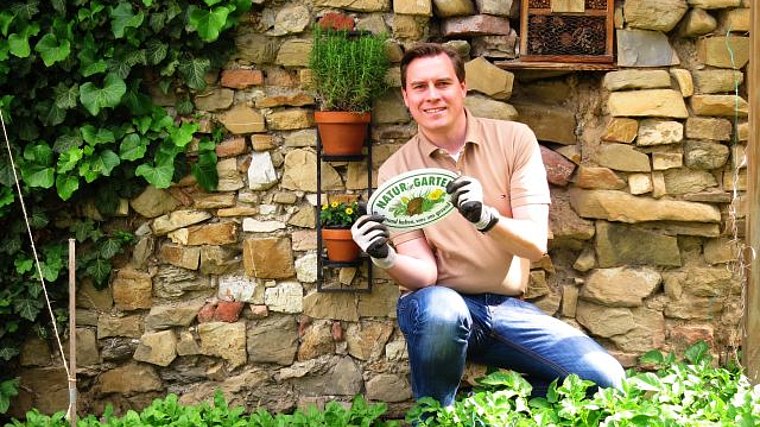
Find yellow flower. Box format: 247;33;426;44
428;188;444;201
345;208;354;215
401;196;409;203
321;204;328;210
331;201;339;208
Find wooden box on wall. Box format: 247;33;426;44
519;0;614;63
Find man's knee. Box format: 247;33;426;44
405;286;470;336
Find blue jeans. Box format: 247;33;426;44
396;286;626;406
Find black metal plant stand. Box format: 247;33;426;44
315;126;374;292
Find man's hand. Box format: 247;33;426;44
351;214;398;269
446;176;499;232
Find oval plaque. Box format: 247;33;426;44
368;168;459;230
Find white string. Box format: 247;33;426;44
0;110;71;381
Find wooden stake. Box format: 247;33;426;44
744;0;760;384
68;238;77;426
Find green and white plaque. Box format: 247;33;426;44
368;168;458;230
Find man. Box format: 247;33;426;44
351;43;625;406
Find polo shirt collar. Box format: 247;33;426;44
418;108;483;158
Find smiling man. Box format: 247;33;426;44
351;43;625;407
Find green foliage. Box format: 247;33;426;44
309;26;391;112
7;391;398;426
0;378;19;414
319;200;359;228
408;341;760;426
0;0;248;377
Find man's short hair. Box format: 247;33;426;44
400;43;465;89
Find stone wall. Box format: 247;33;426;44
10;0;751;419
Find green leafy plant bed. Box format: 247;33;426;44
7;342;760;426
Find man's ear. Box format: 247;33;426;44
400;87;410;108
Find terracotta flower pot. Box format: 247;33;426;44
314;111;371;156
321;227;361;262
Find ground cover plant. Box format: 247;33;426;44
0;0;249;403
6;342;760;426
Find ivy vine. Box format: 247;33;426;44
0;0;250;387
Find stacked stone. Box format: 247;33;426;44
10;0;751;419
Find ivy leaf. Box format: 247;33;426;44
34;33;72;66
56;174;79;201
0;12;14;37
90;149;121;177
110;2;145;39
14;258;33;274
204;0;224;6
21;164;54;188
0;347;20;362
0;157;13;186
70;219;96;243
192;150;218;191
145;39;168;65
133;115;152;135
142;0;154;6
87;258;111;286
41;102;66;126
178;56;211;90
23;143;53;165
54;83;79;109
99;238;122;259
7;23;41;58
188;5;230;42
51;0;66;14
176;98;193;116
57;147;83;174
169;122;198;148
79;73;126;116
0;186;14;210
81;125;116;146
135;163;174;188
14;297;41;321
52;133;83;153
10;2;40;21
119;133;148;161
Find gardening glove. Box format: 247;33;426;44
352;202;397;269
446;176;499;233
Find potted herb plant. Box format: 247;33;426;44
320;200;361;262
309;25;391;156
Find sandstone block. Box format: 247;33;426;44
243;237;296;279
441;14;511;37
602;118;638;143
112;268;153;311
513;103;576;145
276;39;311;67
581;266;661;307
693;70;744;94
624;0;688;32
194;88;234;112
678;8;717;37
432;0;475;17
394;0;432;15
608;89;687;118
690;95;749;117
248;314;298;365
685;117;732;141
697;36;750;69
219;105;266;134
465;57;514;100
669;69;693;97
574;167;626;190
603;70;671;92
684;140;729;170
596;144;651;172
221;69;263;89
595;221;681;267
568;188;721;223
636;119;683;146
464;95;518;121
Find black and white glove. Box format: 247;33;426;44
446;176;499;232
351;214;397;269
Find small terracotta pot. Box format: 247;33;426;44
314;111;371;156
321;227;361;262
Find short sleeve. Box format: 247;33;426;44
509;124;551;208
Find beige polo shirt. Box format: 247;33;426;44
378;112;550;295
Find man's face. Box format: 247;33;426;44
401;53;467;137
